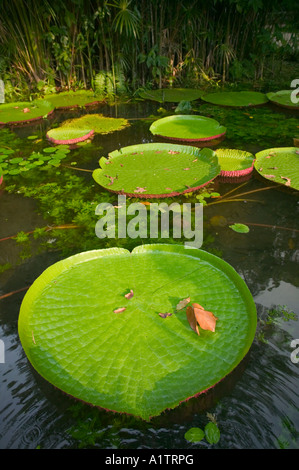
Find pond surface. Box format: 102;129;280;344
0;98;298;449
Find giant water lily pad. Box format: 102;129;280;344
215;148;255;177
47;114;129;144
266;90;299;110
254;147;299;190
18;244;257;420
92;142;220;197
201;91;268;107
149;115;226;142
43;90;103;109
140;88;204;102
0;100;55;125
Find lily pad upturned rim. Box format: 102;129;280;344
92;142;220;198
149;114;227;142
0;100;55;125
201;91;269;108
43;90;104;110
254;147;299;190
266;90;299;109
46;128;95;145
139;87;204;102
215;148;255;177
0;165;3;185
18;243;257;420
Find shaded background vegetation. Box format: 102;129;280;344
0;0;298;100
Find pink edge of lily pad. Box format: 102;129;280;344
155;131;226;142
0;175;3;186
46;129;95;145
101;177;218;199
219;164;254;178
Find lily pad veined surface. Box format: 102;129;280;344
149;115;226;142
139;88;204;102
266;90;299;109
215;148;255;177
18;244;257;421
47;114;129;145
254;147;299;190
92;142;220;198
201;91;268;107
44;90;103;109
0;100;55;125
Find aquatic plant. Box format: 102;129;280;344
0;100;55;125
46;114;129;144
139;88;204;102
254;147;299;190
149;115;226;142
92;142;220;198
214;148;255;177
43;90;103;110
266;90;299;110
18;244;256;421
201;91;268;107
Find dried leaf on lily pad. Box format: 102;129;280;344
114;307;126;314
186;306;199;335
176;297;190;310
18;244;256;420
158;312;173;318
193;303;218;333
125;290;134;299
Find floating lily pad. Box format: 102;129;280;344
18;244;257;420
46;114;129;144
43;90;103;109
0;100;55;125
140;88;204;103
215;148;255;177
254;147;299;190
92;142;220;198
149;115;226;142
266;90;299;110
201;91;268;107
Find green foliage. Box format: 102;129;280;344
185;415;221;445
229;223;250;234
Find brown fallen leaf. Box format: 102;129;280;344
23;107;31;113
125;289;134;299
176;297;190;310
193;303;218;332
186;306;199;335
280;176;291;186
158;312;172;318
113;307;126;314
183;168;190;171
134;187;147;193
263;174;275;178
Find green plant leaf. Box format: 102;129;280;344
18;244;257;421
184;427;205;443
229;223;250;233
149;114;226;141
92;142;220;197
204;422;221;444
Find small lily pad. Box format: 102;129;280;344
229;223;250;233
184;427;205;443
204;422;221;444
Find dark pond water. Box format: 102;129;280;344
0;98;298;450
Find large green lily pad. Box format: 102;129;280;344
92;142;220;197
18;244;257;420
215;148;255;177
139;88;204;102
47;114;129;144
201;91;268;107
43;90;103;109
0;100;55;125
149;115;226;142
254;147;299;190
266;90;299;109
